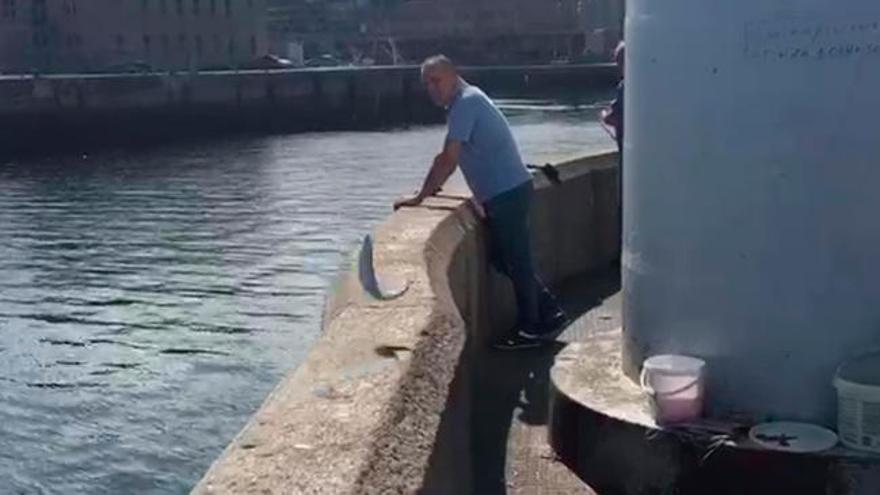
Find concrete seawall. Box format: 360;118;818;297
0;64;617;155
192;151;620;494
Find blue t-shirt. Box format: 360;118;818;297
446;85;531;203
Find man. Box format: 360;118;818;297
600;41;625;155
601;41;625;242
394;55;567;350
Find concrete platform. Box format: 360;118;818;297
549;326;880;494
469;270;622;494
471;343;595;495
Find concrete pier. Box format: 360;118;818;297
190;145;880;493
191;151;620;493
549;325;880;494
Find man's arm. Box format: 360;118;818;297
601;106;621;128
599;108;618;140
600;83;624;138
393;139;462;210
601;94;622;133
395;90;474;210
421;139;461;196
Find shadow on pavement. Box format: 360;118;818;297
471;267;621;494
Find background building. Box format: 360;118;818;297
361;0;584;64
0;0;268;73
267;0;624;66
582;0;625;57
266;0;358;65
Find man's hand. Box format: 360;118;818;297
600;107;620;128
599;109;617;140
393;195;423;211
395;140;460;212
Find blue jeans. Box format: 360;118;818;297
484;181;561;332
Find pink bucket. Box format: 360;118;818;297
640;355;706;424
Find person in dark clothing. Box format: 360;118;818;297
601;41;625;239
601;41;625;153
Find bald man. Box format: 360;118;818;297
394;55;568;350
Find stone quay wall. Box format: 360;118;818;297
0;64;617;155
192;151;620;494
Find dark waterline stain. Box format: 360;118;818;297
26;382;107;389
39;338;87;347
159;348;230;356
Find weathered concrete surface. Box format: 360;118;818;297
550;324;880;495
471;270;621;495
192;199;477;494
193;151;620;494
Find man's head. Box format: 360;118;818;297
614;41;625;76
421;55;462;108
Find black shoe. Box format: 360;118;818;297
491;333;544;351
519;312;571;342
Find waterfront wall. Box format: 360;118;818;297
0;64;617;155
192;150;620;494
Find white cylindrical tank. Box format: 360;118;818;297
623;0;880;424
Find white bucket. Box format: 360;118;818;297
834;352;880;452
640;355;706;425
